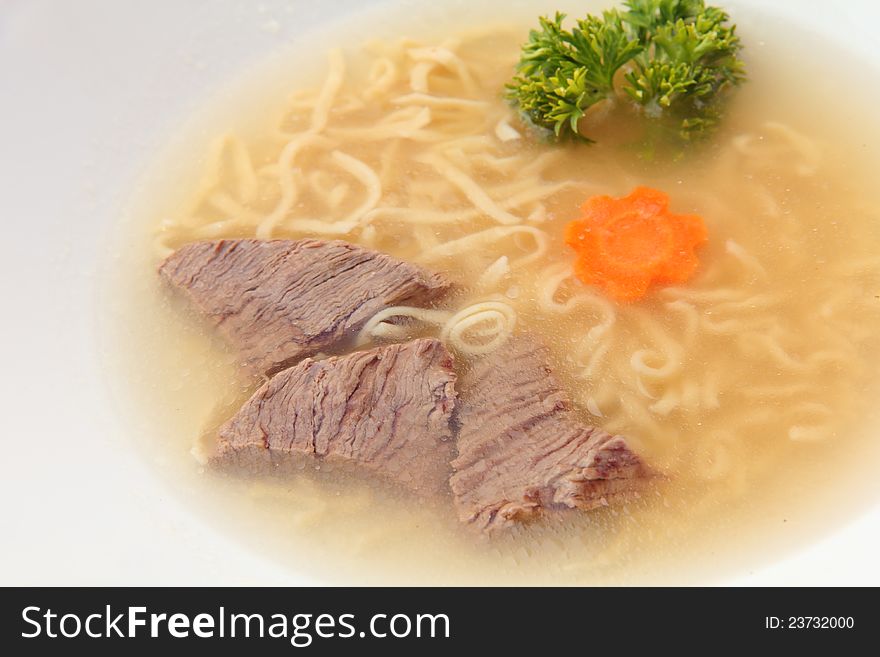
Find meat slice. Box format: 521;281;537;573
159;239;451;375
450;336;648;532
214;338;457;494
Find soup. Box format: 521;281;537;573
110;1;880;584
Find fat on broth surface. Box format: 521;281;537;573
109;1;880;584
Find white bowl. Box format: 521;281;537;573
1;0;878;585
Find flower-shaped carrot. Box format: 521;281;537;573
564;187;708;302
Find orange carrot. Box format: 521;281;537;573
564;186;708;302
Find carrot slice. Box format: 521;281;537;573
564;187;708;302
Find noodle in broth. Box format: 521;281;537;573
119;12;880;584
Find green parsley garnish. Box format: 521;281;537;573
506;0;745;142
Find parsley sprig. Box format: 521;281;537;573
506;0;744;142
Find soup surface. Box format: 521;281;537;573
110;1;880;584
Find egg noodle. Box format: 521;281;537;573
144;24;880;580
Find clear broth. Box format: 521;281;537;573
107;1;880;584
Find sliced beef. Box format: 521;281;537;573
214;338;457;494
160;239;451;375
450;335;648;532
